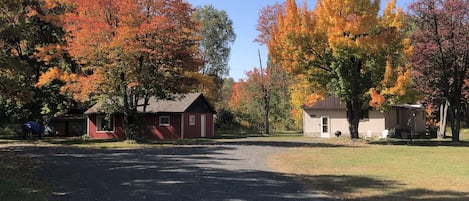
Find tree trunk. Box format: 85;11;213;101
438;100;448;139
123;110;138;141
137;96;150;140
448;101;461;142
122;94;139;141
262;88;270;135
120;72;139;141
263;95;270;135
346;99;362;139
258;49;270;135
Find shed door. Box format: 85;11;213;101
320;116;330;138
201;114;206;137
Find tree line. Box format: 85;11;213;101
0;0;235;140
1;0;467;142
223;0;468;142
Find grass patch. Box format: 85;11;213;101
41;137;162;149
0;150;55;201
39;136;225;148
269;135;469;200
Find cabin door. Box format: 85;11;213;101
201;114;206;137
320;116;330;138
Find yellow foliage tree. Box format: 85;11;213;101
265;0;415;138
289;74;324;129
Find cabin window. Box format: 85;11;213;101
159;116;170;127
189;115;196;126
96;116;114;132
360;110;369;120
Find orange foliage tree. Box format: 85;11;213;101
1;0;77;123
228;80;259;130
233;69;266;132
369;0;419;111
228;66;273;133
38;0;202;140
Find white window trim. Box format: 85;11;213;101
180;114;184;139
159;116;170;127
189;115;196;126
96;115;114;132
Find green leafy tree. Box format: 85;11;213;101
267;61;294;131
215;77;241;132
228;80;263;133
193;5;236;104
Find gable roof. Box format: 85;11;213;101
84;93;216;115
302;96;347;110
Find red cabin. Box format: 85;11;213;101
84;93;216;139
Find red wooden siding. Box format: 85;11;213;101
183;113;200;138
85;93;216;140
88;115;126;139
87;113;214;140
142;114;182;139
182;113;214;138
207;113;214;137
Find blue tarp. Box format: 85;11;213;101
23;121;44;136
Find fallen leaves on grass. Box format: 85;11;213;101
0;149;55;201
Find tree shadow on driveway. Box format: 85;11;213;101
369;140;469;147
298;174;469;201
13;145;327;201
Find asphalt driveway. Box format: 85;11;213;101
11;141;325;201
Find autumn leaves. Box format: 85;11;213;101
252;0;467;138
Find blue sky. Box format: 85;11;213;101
187;0;414;81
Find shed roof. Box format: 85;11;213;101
303;96;347;110
393;104;425;110
84;93;216;115
302;96;424;111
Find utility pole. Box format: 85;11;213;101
258;49;270;135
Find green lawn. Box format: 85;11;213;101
0;151;54;201
268;132;469;201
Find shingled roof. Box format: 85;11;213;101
84;93;215;114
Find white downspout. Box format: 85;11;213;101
181;114;184;139
86;116;90;137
